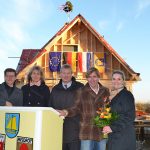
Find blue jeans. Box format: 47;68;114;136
81;139;107;150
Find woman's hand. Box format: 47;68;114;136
56;109;68;117
103;126;112;134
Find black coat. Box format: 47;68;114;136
49;77;84;143
108;88;136;150
22;83;50;107
0;82;23;106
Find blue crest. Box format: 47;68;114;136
5;113;20;138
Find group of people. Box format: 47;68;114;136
0;64;136;150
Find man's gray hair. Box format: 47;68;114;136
60;64;72;73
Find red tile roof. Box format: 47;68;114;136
16;49;41;73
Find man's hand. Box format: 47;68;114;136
56;109;68;117
5;101;13;106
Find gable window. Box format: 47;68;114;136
63;45;78;52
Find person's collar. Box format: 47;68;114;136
30;80;41;87
62;81;72;89
117;87;124;92
4;82;14;88
89;83;100;94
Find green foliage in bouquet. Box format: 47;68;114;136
93;106;119;128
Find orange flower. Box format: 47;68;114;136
98;108;102;111
103;112;108;115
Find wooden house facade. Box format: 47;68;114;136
16;14;140;90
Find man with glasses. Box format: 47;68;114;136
0;68;23;106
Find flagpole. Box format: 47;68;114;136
67;12;70;23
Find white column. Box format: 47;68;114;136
34;110;43;150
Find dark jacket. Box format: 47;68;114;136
22;82;50;107
0;82;23;106
49;77;84;143
108;88;136;150
67;83;110;141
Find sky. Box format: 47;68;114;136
0;0;150;103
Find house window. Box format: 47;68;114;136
63;45;78;52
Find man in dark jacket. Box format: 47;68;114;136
0;68;23;106
49;64;84;150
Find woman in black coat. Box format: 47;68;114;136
103;70;136;150
22;66;50;107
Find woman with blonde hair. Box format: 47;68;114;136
103;70;136;150
22;65;50;107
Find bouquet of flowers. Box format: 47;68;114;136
93;104;119;138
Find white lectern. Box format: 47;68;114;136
0;107;63;150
